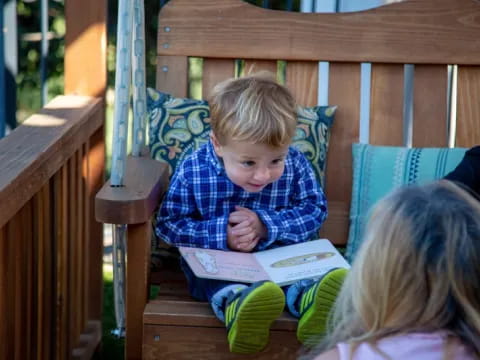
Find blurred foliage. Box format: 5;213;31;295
16;0;65;123
16;0;300;124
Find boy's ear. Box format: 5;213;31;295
210;132;223;156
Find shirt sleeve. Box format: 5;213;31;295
255;152;328;250
154;168;229;250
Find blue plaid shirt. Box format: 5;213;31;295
155;140;327;251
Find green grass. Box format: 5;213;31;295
101;265;125;359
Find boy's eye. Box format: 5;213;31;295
272;158;284;165
242;161;255;167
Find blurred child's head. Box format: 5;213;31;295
208;72;297;192
324;180;480;356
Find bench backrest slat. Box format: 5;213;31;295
369;64;404;146
285;61;318;107
412;65;449;147
156;55;188;98
202;59;236;99
157;0;480;65
456;66;480;147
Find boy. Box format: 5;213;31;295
155;73;347;353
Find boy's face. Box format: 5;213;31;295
211;134;289;193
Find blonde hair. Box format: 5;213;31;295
209;72;296;147
313;180;480;359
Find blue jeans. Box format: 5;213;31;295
181;259;316;322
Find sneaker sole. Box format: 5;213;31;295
297;268;348;345
228;282;285;354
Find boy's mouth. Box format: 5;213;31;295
248;183;266;189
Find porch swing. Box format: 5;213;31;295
96;0;480;359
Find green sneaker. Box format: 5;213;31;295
225;281;285;354
297;268;348;345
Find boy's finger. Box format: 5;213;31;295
236;232;256;243
231;219;251;231
229;213;249;224
231;225;252;236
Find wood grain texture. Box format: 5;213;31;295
456;66;480;147
144;300;296;330
56;165;70;359
64;0;107;98
369;63;404;146
143;324;299;360
0;96;103;230
412;65;448;147
285;61;318;107
321;63;361;245
156;55;188;98
244;60;277;77
202;59;235;100
158;0;480;65
68;155;79;351
71;321;102;360
126;222;152;360
95;156;169;224
85;128;105;322
0;227;8;359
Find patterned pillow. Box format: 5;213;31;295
346;143;467;262
146;87;337;188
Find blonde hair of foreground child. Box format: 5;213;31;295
307;180;480;359
208;72;297;147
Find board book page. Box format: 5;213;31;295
179;239;350;286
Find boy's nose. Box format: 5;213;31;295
254;167;270;182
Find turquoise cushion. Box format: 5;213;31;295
346;143;467;262
146;87;337;188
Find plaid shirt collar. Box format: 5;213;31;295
206;139;225;176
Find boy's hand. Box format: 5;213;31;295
229;205;267;242
227;223;259;252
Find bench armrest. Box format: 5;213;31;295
95;155;169;224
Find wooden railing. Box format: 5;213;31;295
0;95;105;359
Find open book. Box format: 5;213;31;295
179;239;350;287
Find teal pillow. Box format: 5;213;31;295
346;143;467;262
146;87;337;188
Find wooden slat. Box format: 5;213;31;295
24;201;34;360
285;61;318;107
0;96;103;230
69;155;79;351
5;221;16;359
55;165;70;359
158;0;480;65
9;206;27;360
85;128;105;321
76;149;85;342
64;0;107;98
0;227;8;359
143;324;298;360
156;55;188;97
244;60;277;77
369;63;404;145
412;65;448;147
40;183;53;360
202;59;235;100
144;300;296;330
321;63;361;245
126;222;153;360
456;66;480;147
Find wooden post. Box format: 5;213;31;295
64;0;107;352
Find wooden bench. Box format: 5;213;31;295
96;0;480;358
